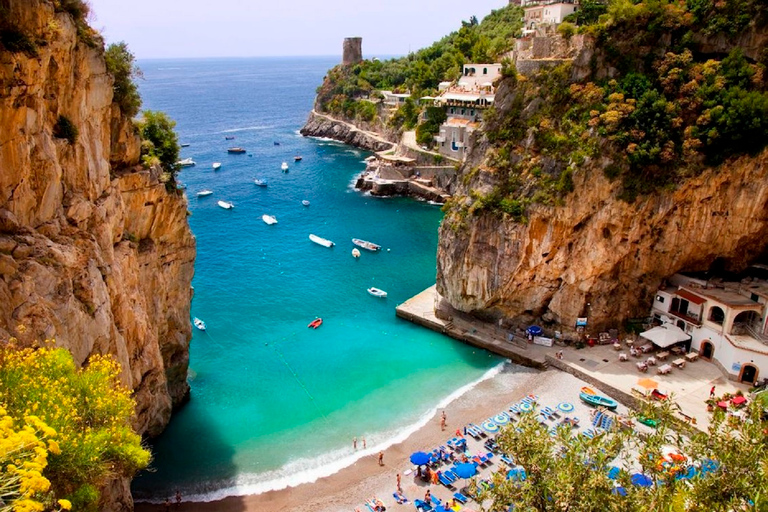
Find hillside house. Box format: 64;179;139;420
523;0;579;29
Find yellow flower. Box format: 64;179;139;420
57;499;72;510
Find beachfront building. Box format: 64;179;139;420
523;0;579;29
433;64;501;159
650;270;768;385
381;91;411;107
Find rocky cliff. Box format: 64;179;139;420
0;0;195;508
300;110;396;152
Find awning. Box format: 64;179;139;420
639;324;690;348
676;288;706;305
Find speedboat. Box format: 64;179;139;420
228;147;246;154
302;200;310;206
225;136;235;140
181;143;190;148
281;162;289;172
217;200;234;210
178;158;196;167
262;214;277;225
367;287;387;298
352;248;361;258
254;178;268;187
352;238;382;251
212;162;221;170
197;189;213;197
274;141;280;146
294;155;303;162
193;317;206;331
309;234;334;248
308;317;322;329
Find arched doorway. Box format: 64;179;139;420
700;341;714;361
708;306;725;325
739;364;758;384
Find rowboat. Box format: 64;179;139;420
352;248;361;258
352;238;381;251
262;214;277;225
281;162;289;172
581;387;597;395
638;416;658;428
308;317;323;329
193;317;206;331
227;147;246;154
294;155;303;161
178;158;196;167
309;234;334;248
212;162;222;170
579;391;619;410
217;200;234;210
302;200;310;206
197;190;213;197
254;178;268;187
367;287;387;298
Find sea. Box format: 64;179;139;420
130;57;504;502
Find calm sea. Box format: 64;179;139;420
130;57;503;501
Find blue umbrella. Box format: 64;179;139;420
494;412;510;425
631;473;653;487
557;402;574;413
508;466;527;481
527;325;543;336
612;486;627;496
519;402;534;413
410;451;431;466
482;420;499;433
607;466;621;480
454;462;478;479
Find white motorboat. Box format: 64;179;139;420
217;200;234;210
262;214;278;225
178;158;196;167
281;162;289;172
193;317;206;330
352;248;361;258
212;162;222;170
197;189;213;197
309;234;334;248
367;287;387;298
254;178;268;187
302;200;310;206
352;238;382;251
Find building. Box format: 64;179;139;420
650;270;768;385
380;91;411;107
523;0;579;29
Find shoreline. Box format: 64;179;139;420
135;365;604;512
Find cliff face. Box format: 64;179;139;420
300;110;396;152
0;1;195;507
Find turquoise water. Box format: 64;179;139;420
131;58;503;501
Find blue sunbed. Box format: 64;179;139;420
453;492;468;504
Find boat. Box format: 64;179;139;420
352;238;382;251
637;416;658;428
197;189;213;197
193;317;206;331
308;317;322;329
254;178;268;187
228;147;246;154
367;287;387;298
178;158;196;167
579;391;619;410
225;136;235;140
281;162;289;172
274;141;280;146
181;143;190;147
294;156;303;162
217;200;234;210
302;200;310;207
262;214;277;225
212;162;222;170
581;387;597;395
352;248;361;258
309;234;334;248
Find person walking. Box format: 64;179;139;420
378;451;384;466
396;472;401;492
164;498;171;512
174;491;182;509
362;437;366;449
710;385;716;398
353;437;357;450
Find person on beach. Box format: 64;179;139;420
363;437;367;449
378;450;384;466
710;385;716;398
353;437;357;450
424;489;431;503
440;411;446;431
164;498;171;512
396;472;401;491
174;491;182;508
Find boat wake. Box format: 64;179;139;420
220;125;272;134
135;362;506;504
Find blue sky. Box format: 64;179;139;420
87;0;509;59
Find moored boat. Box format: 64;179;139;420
181;143;190;147
579;391;619;410
193;317;206;331
217;200;234;210
294;155;302;161
228;147;246;154
197;189;213;197
212;162;222;170
225;136;235;140
367;287;387;298
352;248;361;258
581;387;597;395
178;157;196;167
352;238;382;251
302;200;310;206
254;178;268;187
262;214;277;225
281;162;289;172
309;234;334;248
308;317;322;329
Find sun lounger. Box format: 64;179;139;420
453;492;468;504
438;472;455;487
393;491;409;504
430;495;442;507
509;404;521;414
414;499;433;511
500;454;515;466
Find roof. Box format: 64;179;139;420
675;288;706;305
688;287;761;308
640;324;691;348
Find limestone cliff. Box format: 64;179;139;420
300;110;396;152
0;0;195;508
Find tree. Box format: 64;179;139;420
137;110;181;182
105;42;143;118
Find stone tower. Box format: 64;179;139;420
342;37;363;66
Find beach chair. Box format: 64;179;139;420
438;472;455;488
453;492;469;504
500;454;515;466
430;495;443;507
509;404;521;415
414;499;433;511
393;491;409;504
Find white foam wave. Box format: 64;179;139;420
137;362;506;504
220;126;272;134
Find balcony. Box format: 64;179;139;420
667;309;702;327
732;322;768;345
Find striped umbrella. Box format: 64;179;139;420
557;402;575;413
493;412;510;425
482;420;500;433
519;402;534;413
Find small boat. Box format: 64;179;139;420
579;391;619;410
352;248;361;258
212;162;222;170
197;189;213;197
637;416;658;428
274;141;281;146
367;287;387;298
302;200;310;207
254;178;268;187
178;158;196;167
225;136;235;140
294;156;303;162
308;317;322;329
228;147;246;154
262;214;277;225
352;238;382;251
217;200;234;210
309;234;334;248
193;317;206;331
181;143;190;148
281;162;289;172
581;387;597;395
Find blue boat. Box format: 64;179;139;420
579;389;618;410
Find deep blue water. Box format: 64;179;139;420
130;57;503;501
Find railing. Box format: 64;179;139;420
668;310;701;326
732;322;768;344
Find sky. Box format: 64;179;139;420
87;0;509;59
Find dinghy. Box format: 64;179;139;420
367;287;387;298
262;214;277;225
197;190;213;197
217;200;234;210
193;317;206;331
309;234;334;248
254;178;268;187
212;162;221;170
352;238;382;251
308;317;323;329
302;200;310;206
352;248;361;258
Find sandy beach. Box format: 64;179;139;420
136;365;612;512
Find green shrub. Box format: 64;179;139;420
0;26;38;55
557;22;577;40
138;110;180;179
105;42;142;118
53;115;78;145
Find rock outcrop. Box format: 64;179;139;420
300;110;396;152
0;1;195;509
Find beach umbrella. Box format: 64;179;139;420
527;325;543;336
493;412;510;425
612;486;627;497
631;473;653;487
454;462;478;479
701;459;719;475
557;402;574;413
519;402;534;413
637;377;659;390
607;466;621;480
410;451;430;466
507;466;527;481
482;420;499;433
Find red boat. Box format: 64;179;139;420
308;318;323;329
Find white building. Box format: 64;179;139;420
650;271;768;385
523;0;579;29
380;91;411;107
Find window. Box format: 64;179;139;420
656;295;665;303
750;293;759;302
483;68;488;75
461;109;466;115
708;306;725;325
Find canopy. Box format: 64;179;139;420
630;473;653;487
527;325;543;336
637;378;659;390
639;324;690;348
732;395;747;406
410;451;430;466
454;462;478;479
